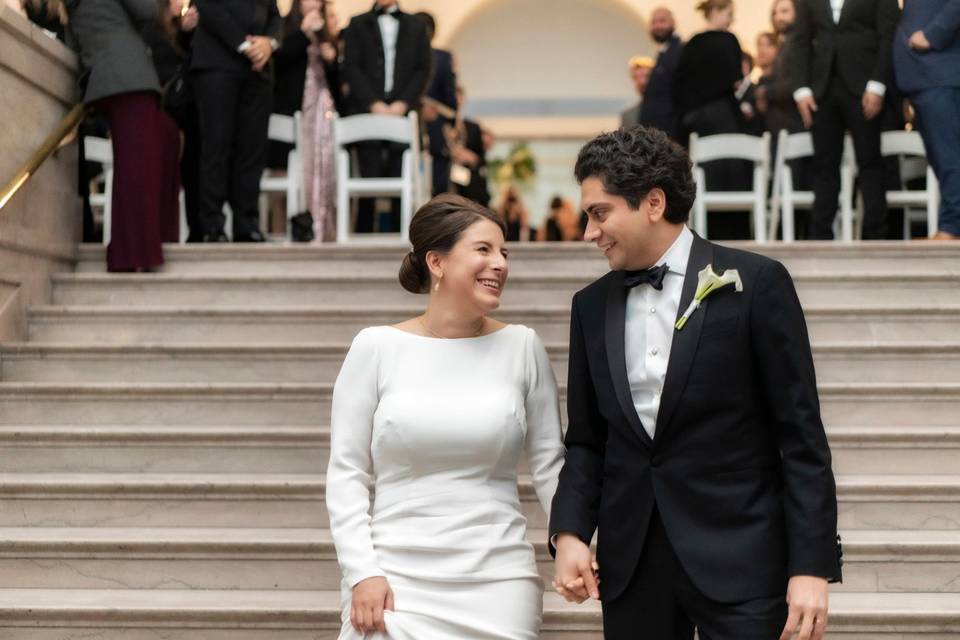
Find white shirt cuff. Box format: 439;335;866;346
270;38;280;51
866;81;886;97
793;87;813;103
237;41;252;53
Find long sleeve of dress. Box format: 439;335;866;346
326;328;385;587
523;328;566;521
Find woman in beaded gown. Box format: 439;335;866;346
326;194;566;639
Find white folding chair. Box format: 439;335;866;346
84;136;114;245
879;130;939;239
334;111;421;243
689;132;771;242
259;112;304;240
768;130;856;242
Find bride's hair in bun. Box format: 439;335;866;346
399;194;507;294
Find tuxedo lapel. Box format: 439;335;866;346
654;234;714;443
605;272;654;448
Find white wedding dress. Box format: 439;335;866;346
326;324;565;639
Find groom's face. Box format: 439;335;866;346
580;176;658;271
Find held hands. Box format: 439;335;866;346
351;576;395;634
779;575;829;640
371;101;408;116
796;95;818;129
301;9;324;39
553;533;600;604
244;35;274;72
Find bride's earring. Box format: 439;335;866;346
435;272;443;292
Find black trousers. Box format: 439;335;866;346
810;75;888;239
192;69;272;238
354;141;404;233
602;508;788;640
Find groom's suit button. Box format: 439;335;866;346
651;456;662;468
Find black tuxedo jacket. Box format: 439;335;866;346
341;7;431;115
190;0;283;79
790;0;900;100
639;36;683;139
549;234;842;603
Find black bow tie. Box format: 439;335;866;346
375;5;398;17
624;264;669;290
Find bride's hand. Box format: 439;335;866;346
553;534;600;603
351;576;394;633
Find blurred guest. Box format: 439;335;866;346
417;11;458;197
676;0;751;224
771;0;795;33
449;85;490;207
538;196;582;242
342;0;431;233
675;0;743;145
737;50;765;134
621;56;654;128
143;0;202;242
791;0;900;239
894;0;960;240
759;0;805;136
301;0;342;242
497;184;531;242
640;7;684;139
190;0;282;242
64;0;180;271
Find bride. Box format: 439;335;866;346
326;193;566;638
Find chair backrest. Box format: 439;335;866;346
334;113;417;147
881;130;926;157
780;130;814;161
689;132;770;166
268;114;297;144
84;136;113;164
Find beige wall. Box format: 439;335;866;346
0;6;80;342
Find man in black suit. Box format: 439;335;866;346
190;0;282;242
549;126;842;640
791;0;900;239
639;7;683;140
416;11;458;197
342;0;431;233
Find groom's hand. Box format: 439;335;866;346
779;575;829;640
553;533;600;603
351;576;394;633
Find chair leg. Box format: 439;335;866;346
103;168;114;247
782;199;795;243
694;195;707;239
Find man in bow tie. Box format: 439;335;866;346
341;0;431;234
549;126;842;640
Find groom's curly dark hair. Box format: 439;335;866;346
574;126;696;224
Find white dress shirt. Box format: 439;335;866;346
378;7;400;96
624;225;693;441
793;0;886;102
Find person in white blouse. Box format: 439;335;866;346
326;193;566;638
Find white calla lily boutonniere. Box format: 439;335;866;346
675;266;744;331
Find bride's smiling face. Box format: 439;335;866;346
428;219;509;312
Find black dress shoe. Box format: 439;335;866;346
202;231;229;243
233;230;266;243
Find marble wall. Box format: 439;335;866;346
0;5;79;342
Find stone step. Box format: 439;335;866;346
1;527;957;594
1;473;958;531
49;272;960;308
1;381;959;426
5;342;960;385
0;588;956;639
27;304;960;345
73;241;960;276
2;425;959;476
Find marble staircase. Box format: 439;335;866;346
1;242;959;638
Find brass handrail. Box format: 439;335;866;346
0;103;86;211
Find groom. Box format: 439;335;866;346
549;126;842;640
